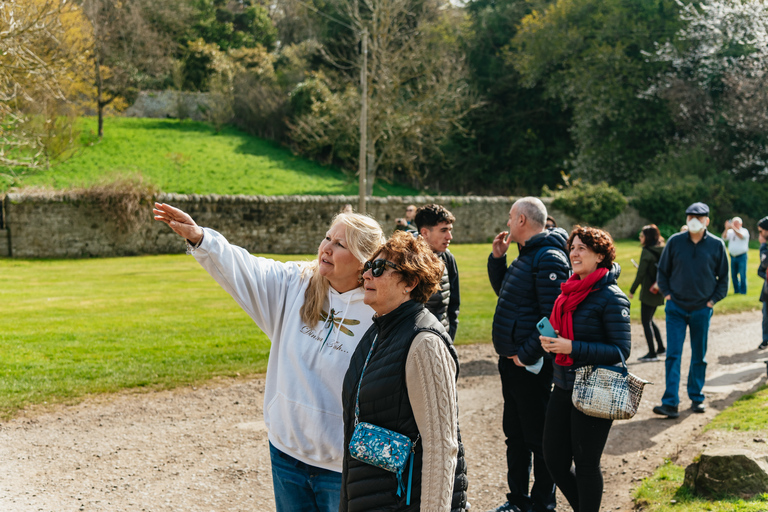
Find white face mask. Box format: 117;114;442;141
687;217;705;233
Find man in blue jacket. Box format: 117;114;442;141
486;197;570;512
653;202;729;418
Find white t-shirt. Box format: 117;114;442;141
725;227;750;256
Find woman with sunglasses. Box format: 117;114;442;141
153;203;384;512
339;231;468;512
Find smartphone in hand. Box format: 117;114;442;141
536;317;557;338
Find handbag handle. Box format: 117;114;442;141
614;345;627;369
354;334;378;426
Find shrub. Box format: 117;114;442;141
631;174;711;227
551;182;627;227
77;173;159;234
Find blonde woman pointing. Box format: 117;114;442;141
154;203;385;512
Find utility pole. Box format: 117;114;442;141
357;28;368;214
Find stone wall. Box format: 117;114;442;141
123;91;211;121
2;192;648;258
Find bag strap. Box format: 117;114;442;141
614;345;628;370
354;333;378;426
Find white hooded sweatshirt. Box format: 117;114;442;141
191;228;375;472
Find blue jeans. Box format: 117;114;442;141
662;300;713;407
731;253;747;294
269;442;342;512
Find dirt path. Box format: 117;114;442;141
1;310;766;512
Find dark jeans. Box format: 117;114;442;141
640;303;665;356
542;386;613;512
499;357;557;512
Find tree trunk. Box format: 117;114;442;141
95;55;104;138
366;138;375;196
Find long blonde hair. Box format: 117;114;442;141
300;212;385;326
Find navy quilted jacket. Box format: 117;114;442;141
550;263;632;391
488;228;570;363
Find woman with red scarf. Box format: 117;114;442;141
538;226;631;512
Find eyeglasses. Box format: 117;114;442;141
364;259;400;277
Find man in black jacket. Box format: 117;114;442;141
486;197;570;512
757;216;768;350
416;204;461;341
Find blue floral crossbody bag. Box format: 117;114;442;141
349;334;420;505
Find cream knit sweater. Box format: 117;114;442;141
405;331;459;512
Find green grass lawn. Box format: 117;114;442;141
3;117;418;196
634;385;768;511
634;460;768;511
2;239;763;419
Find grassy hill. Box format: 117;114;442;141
3;117;419;196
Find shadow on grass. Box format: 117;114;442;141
607;380;768;457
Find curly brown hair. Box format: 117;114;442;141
567;225;616;269
374;231;443;303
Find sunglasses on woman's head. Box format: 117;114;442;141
364;259;400;277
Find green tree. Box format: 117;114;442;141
192;0;276;51
511;0;681;188
182;0;277;91
441;0;573;194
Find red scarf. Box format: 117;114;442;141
550;267;609;366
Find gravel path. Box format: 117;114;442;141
1;310;766;512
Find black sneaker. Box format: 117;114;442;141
652;404;679;418
759;341;768;350
691;402;707;413
638;353;659;362
657;346;666;355
485;502;522;512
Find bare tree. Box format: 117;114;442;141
288;0;477;193
0;0;88;170
82;0;172;137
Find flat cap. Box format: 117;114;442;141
685;202;709;216
759;216;768;230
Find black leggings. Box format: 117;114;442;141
641;303;664;356
542;386;613;512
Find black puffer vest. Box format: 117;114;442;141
340;301;468;512
425;259;451;332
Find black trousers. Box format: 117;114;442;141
641;303;664;356
542;385;613;512
499;357;556;512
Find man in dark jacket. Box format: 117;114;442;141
653;202;729;419
486;197;570;512
757;216;768;350
416;204;461;340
